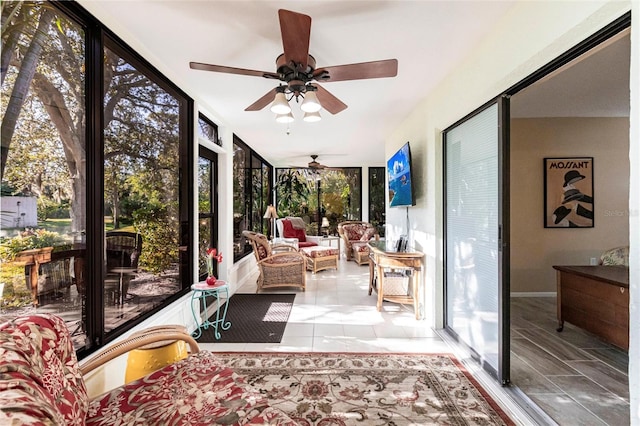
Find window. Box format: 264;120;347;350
368;167;386;237
198;114;220;146
102;38;190;334
275;168;362;236
0;1;193;356
232;135;272;261
198;147;218;280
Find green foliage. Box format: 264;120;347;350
37;198;70;220
0;228;68;261
0;263;31;309
276;169;310;216
133;205;179;274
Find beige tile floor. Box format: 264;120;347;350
198;258;448;354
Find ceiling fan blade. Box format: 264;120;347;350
313;59;398;82
190;62;279;79
278;9;311;69
315;84;347;115
245;88;276;111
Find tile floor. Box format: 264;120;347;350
198;258;449;354
510;297;629;426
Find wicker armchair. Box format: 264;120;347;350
337;221;380;262
243;230;306;292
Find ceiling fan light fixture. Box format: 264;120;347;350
270;92;291;114
303;111;321;122
301;90;322;113
275;112;295;123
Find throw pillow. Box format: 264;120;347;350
360;227;376;241
295;227;307;242
282;219;297;239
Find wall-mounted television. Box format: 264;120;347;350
387;142;415;207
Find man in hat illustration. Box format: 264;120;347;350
552;169;593;226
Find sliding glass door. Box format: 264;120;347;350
444;98;510;383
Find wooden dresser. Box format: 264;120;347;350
553;265;629;351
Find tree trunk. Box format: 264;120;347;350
0;7;53;180
31;72;86;235
1;2;24;86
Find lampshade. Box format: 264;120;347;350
275;112;295;123
303;111;321;122
263;205;278;219
270;92;291;114
321;217;330;228
301;90;322;113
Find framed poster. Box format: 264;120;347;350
544;157;594;228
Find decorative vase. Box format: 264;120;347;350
205;275;217;286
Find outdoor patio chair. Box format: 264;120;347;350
105;231;142;304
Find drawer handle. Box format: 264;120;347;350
620;287;625;294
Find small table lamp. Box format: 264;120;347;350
263;205;278;240
321;216;330;237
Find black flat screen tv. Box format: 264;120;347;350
387;142;415;207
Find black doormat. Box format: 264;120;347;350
196;293;296;343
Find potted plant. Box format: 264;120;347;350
0;228;67;264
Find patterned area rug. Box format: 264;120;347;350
214;352;514;425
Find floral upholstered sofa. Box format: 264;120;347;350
0;314;297;425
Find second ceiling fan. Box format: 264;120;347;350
190;9;398;120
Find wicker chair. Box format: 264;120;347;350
242;230;306;292
337;221;380;262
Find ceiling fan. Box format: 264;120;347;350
189;9;398;117
308;154;328;170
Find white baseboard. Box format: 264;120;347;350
510;292;556;298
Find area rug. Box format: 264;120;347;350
213;352;514;425
196;293;295;343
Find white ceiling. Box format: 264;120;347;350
78;0;515;167
77;1;629;168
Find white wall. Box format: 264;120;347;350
384;1;637;422
0;196;38;230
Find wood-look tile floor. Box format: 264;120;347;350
510;297;629;425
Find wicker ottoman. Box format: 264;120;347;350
301;246;339;274
352;242;370;265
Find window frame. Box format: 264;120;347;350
232;135;272;262
53;1;194;357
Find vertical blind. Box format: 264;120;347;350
445;103;500;372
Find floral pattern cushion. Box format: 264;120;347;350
87;351;297;425
300;247;339;258
1;314;297;426
352;242;370;252
600;246;629;266
343;223;375;241
359;227;376;241
0;314;88;425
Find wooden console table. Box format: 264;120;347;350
368;240;424;319
553;265;629;351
